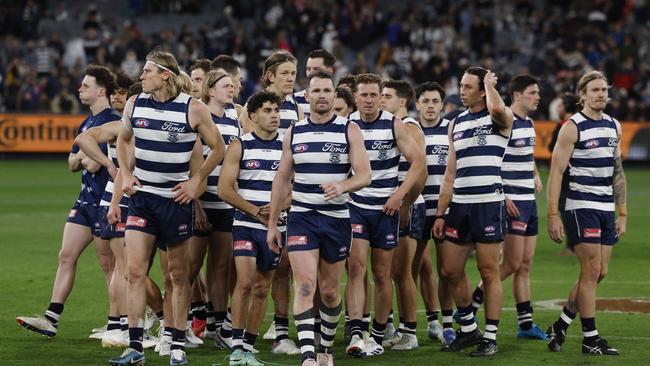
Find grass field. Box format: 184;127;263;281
1;160;649;365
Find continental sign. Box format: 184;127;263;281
0;114;648;159
0;114;85;153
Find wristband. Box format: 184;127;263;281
434;215;445;220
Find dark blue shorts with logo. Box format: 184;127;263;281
232;226;282;272
444;201;506;244
98;205;128;239
506;200;539;236
350;204;399;249
286;210;351;263
563;208;618;247
126;191;194;246
66;201;101;237
194;208;234;236
398;202;427;240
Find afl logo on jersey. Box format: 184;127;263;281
245;160;261;169
453;131;464;141
294;144;309;153
134;119;149;128
585;139;600;149
514;139;526;147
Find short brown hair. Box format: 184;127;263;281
85;65;117;99
355;73;383;90
384;80;414;104
191;58;211;74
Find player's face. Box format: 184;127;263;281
269;61;297;95
111;88;128;112
78;75;101;106
306;57;333;77
355;83;382;117
333;97;353;117
209;76;234;105
190;68;206;99
381;87;401;114
459;73;485;108
518;84;540;112
307;77;336;114
140;62;165;93
253;102;280;134
581;78;609;112
416;90;443;123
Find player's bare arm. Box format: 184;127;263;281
267;126;295;253
612;122;627;237
74;121;122;178
547;121;577;243
484;70;514;133
173;99;224;204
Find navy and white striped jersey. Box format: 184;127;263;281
278;94;301;137
131;92;196;198
565;112;619;212
422;118;450;216
349;110;400;211
199;111;241;210
501;114;536;202
71;108;120;206
398;116;425;204
451;108;509;204
100;142;129;207
293;90;310;119
234;132;285;231
291;115;351;218
225;102;240;121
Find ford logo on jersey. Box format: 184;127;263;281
294;144;309;152
245;160;261;169
585;139;600;149
134;119;149;128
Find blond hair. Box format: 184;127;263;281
178;70;192;94
201;69;230;104
577;70;608;106
145;51;183;97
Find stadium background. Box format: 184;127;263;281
1;0;649;365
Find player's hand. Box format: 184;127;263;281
505;198;520;218
258;203;272;216
484;70;498;88
107;204;121;225
616;215;627;238
121;172;142;196
432;217;445;239
194;202;209;232
321;182;345;201
266;225;283;254
534;174;543;193
173;176;200;204
548;214;564;244
399;204;411;229
383;192;404;216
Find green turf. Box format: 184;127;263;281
1;160;649;365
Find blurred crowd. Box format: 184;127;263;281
1;0;650;121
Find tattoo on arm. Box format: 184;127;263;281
612;154;627;206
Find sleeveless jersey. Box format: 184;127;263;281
99;141;129;207
199;111;241;210
565;112;619;212
397;116;425;204
451;108;509;204
131;92;196;198
422;118;450;216
501;114;536;201
293;89;310;119
291;115;351;218
278;94;300;137
234;132;285;231
71;108;120;206
349;110;400;211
